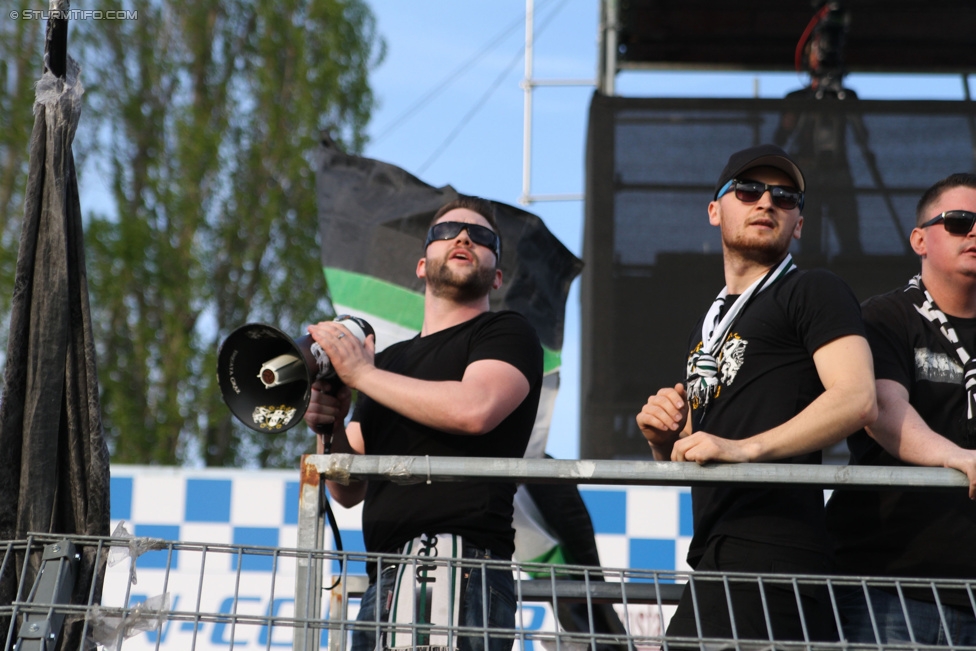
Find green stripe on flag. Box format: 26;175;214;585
542;349;561;376
325;267;424;331
524;544;573;579
324;267;562;374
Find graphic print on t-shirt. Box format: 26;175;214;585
686;333;750;410
720;334;748;386
915;348;962;384
914;347;963;384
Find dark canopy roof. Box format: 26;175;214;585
617;0;976;73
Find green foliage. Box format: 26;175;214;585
65;0;383;466
0;6;44;345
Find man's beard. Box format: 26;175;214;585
425;255;496;303
722;228;793;267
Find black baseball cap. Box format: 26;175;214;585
713;144;805;199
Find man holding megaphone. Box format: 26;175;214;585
304;195;543;651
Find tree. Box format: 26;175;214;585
0;7;45;349
75;0;383;466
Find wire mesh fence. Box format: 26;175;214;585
3;457;976;650
3;532;976;650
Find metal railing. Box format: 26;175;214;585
2;457;973;650
297;455;976;651
302;454;970;490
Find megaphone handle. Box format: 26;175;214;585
314;381;344;454
316;422;335;454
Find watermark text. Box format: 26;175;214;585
9;9;139;20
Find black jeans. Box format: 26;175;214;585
666;535;838;644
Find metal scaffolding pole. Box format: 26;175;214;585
519;0;594;205
597;0;617;96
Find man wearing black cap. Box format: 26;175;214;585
636;144;877;642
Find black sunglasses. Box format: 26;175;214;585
919;210;976;235
424;221;501;258
717;179;805;211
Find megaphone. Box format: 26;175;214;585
216;315;374;433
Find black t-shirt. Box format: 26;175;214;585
826;286;976;594
684;269;865;566
353;310;543;562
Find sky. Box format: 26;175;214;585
358;0;971;461
360;0;597;461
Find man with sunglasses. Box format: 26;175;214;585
826;173;976;645
636;144;876;643
303;195;543;651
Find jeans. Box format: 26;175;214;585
352;544;516;651
838;585;976;646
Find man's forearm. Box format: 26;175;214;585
352;360;529;436
319;421;357;455
319;419;367;507
744;333;877;461
869;379;969;467
327;479;367;509
743;382;877;461
868;379;976;498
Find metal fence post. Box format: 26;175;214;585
295;456;326;651
13;540;78;651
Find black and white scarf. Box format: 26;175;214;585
906;275;976;434
387;533;464;651
687;255;797;407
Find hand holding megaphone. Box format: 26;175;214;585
304;317;377;388
217;315;375;433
